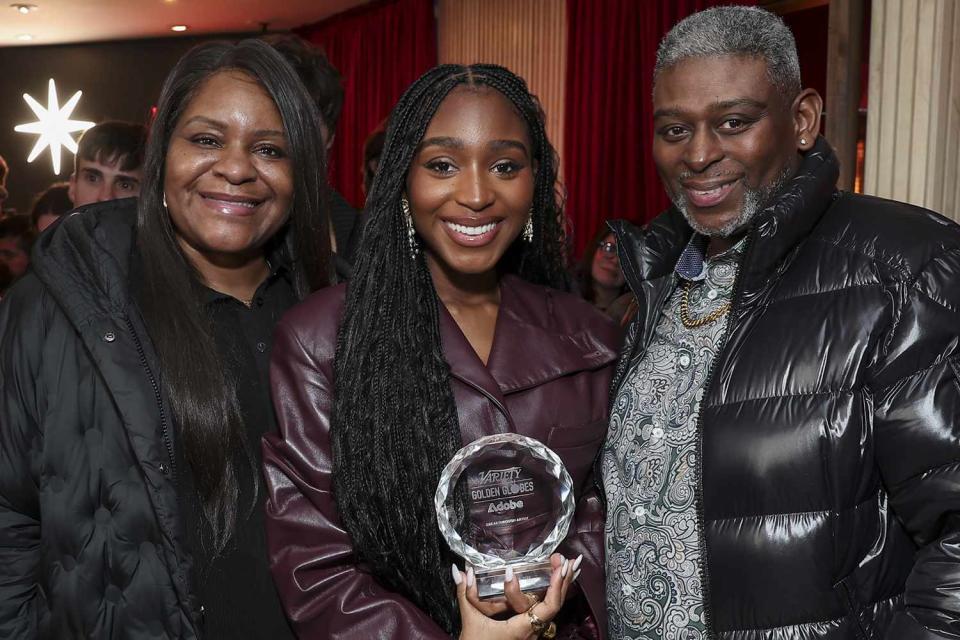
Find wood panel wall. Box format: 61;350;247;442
437;0;567;165
864;0;960;219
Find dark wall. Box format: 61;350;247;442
0;32;258;213
782;6;829;107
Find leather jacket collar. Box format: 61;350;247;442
439;273;619;426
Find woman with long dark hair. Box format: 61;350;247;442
0;40;330;638
264;64;620;638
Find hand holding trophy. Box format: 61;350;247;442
435;433;575;597
437;433;578;638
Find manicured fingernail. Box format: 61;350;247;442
573;569;581;581
466;567;475;588
451;564;462;585
505;565;514;583
561;559;569;578
573;554;583;572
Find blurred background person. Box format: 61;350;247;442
577;226;627;315
68;120;146;207
0;155;10;218
0;40;331;639
30;181;72;233
266;34;360;279
0;215;34;297
361;120;386;199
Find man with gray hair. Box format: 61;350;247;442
603;6;960;639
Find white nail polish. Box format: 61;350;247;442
573;569;581;581
572;554;583;572
451;564;462;585
466;567;475;588
563;559;571;577
505;565;514;583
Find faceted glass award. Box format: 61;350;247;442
435;433;574;598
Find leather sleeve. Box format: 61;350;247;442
871;247;960;639
557;488;605;640
262;317;450;639
0;277;46;639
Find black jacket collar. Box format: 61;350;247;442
31;197;138;326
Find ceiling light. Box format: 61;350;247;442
10;3;37;14
16;33;33;41
170;25;187;32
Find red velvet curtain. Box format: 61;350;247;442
296;0;437;208
563;0;755;258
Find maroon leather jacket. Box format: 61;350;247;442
263;274;621;639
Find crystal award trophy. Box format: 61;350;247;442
435;433;574;598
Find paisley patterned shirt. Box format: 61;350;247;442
603;235;745;640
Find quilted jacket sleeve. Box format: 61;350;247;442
872;247;960;639
262;317;450;639
0;278;46;638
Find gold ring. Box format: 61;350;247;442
528;608;550;637
542;621;557;639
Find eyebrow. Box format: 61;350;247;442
714;98;767;111
419;136;463;150
181;116;284;138
182;115;226;130
489;139;529;155
419;136;528;155
654;98;768;119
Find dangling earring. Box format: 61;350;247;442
523;209;534;243
400;197;418;258
162;193;167;209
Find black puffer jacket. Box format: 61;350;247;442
0;200;200;638
608;139;960;639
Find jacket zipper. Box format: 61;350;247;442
693;235;753;638
124;316;176;477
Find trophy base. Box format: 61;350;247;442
472;561;553;599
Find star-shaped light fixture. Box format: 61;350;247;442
14;79;95;175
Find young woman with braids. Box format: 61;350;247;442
0;40;330;638
263;64;620;639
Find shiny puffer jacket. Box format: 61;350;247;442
608;139;960;639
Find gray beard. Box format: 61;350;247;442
672;164;793;238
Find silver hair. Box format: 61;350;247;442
655;6;801;101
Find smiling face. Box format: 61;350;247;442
653;55;806;237
406;86;535;281
163;69;293;266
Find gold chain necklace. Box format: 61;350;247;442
679;280;730;328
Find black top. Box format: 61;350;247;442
174;265;298;639
329;188;363;281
